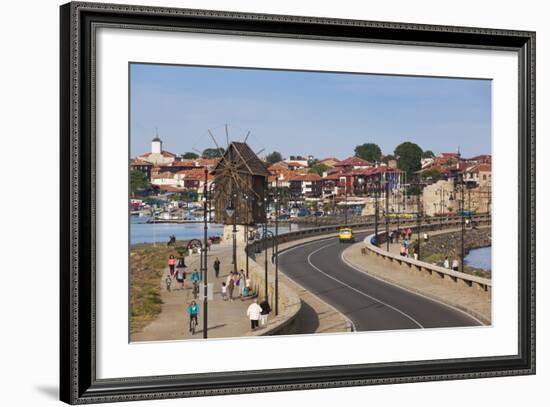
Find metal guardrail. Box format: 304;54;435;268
246;215;491;258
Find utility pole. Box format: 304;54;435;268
202;168;209;339
344;188;348;226
275;180;279;316
232;193;237;275
245;194;249;278
416;180;422;260
374;176;379;245
460;177;465;273
385;174;390;251
264;185;269;303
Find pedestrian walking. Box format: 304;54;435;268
221;282;228;301
247;299;262;330
423;232;429;242
213;257;221;278
168;255;176;279
191;269;200;297
244;277;251;297
443;257;450;269
259;298;271;327
389;231;394;244
407;228;412;239
175;267;185;290
227;277;235;301
452;259;460;271
238;270;245;300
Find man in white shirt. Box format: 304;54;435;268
246;299;262;330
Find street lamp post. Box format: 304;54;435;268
262;190;269;302
344;187;348;226
232;194;238;274
374;176;380;246
274;181;280;316
202;168;209;339
460;176;465;273
244;194;250;278
385;175;390;251
187;238;207;338
416;180;423;260
225;199;237;275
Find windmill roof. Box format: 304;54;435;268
213;142;270;177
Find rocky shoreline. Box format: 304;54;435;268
420;228;492;278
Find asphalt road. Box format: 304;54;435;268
278;232;482;332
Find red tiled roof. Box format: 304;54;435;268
158;185;185;192
288;173;322;182
139;150;176;158
152;172;175;179
323;173;347;181
170;160;199;167
334;156;372;167
286;161;307;167
179;168;210;180
130;159;152;166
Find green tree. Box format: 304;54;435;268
422;150;435;159
308;163;329;176
394;142;423;174
421;169;444;181
130;170;150;194
202;148;224;159
265;151;283;165
354;143;382;163
181;152;199;159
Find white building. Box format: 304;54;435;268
137;133;176;166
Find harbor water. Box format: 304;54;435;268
464;246;492;271
130;216;304;245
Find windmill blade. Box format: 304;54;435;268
243;130;251;143
208;129;235;172
225;123;229;147
232;143;257;180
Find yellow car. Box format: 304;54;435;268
338;228;355;243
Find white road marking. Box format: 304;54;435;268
306;242;425;329
340;248;486;326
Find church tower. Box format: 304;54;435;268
152;131;162;154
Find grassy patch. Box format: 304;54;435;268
421;253;446;265
130;244;182;333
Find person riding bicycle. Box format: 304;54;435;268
187;300;199;333
190;269;201;296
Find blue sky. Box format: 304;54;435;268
130;63;491;159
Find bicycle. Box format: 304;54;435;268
192;282;199;299
189;315;198;335
165;275;172;292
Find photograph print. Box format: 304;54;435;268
129;63;492;342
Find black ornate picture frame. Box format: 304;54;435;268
60;2;535;404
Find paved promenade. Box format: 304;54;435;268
132;241;264;342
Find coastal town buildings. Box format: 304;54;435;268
131;138;492;216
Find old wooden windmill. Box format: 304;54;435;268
211;139;270;226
